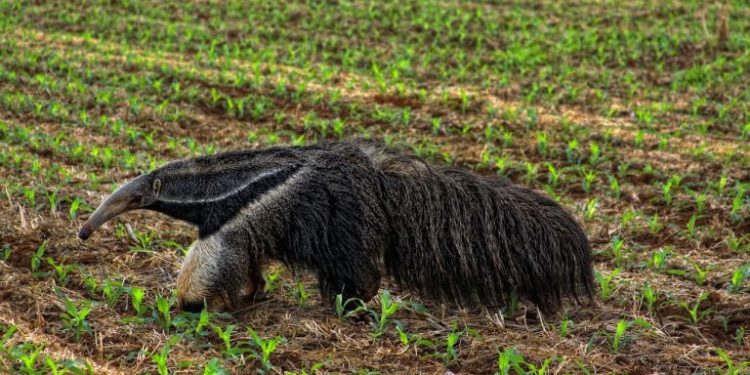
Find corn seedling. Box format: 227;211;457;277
151;336;179;375
130;287;146;316
497;347;525;375
595;269;620;302
154;293;175;332
1;245;10;261
101;279;125;306
46;257;74;286
641;283;657;312
437;324;465;366
558;317;573;338
648;213;663;235
714;348;749;375
679;292;712;326
334;294;369;320
202;358;230;375
263;270;281;293
68;197;83;221
611;318;650;352
213;324;243;358
292;282;311;307
729;264;749;293
371;290;401;338
690;262;709;286
30;240;47;276
61;297;92;342
247;326;285;373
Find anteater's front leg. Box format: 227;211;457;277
244;255;268;303
177;232;254;312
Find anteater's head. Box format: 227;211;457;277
77;150;301;312
78;174;162;240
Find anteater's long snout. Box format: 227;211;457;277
78;178;144;240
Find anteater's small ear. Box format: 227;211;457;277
152;178;162;196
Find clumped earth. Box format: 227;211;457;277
1;1;749;374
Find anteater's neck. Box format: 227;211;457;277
145;160;304;238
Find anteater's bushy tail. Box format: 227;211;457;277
359;144;595;313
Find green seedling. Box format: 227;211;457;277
61;297;92;342
17;343;44;374
612;318;650;352
334;294;369;320
729;264;749;293
130;287;145;316
714;347;749;375
1;245;10;261
263;270;281;293
610;236;625;266
129;228;157;253
439;325;464;365
595;269;620;302
214;324;242;358
641;283;657;311
46;257;74;286
690;262;709;286
30;240;47;275
497;347;525;375
536;131;548;156
194;308;211;336
68;197;83;221
292;282;310;307
584;198;598;220
1;323;18;346
685;214;698;238
648;213;663;235
371;290;400;338
648;248;671;273
247;326;285;373
546;163;561;187
154;293;175;332
102;279;125;306
558;317;573;338
608;176;621;198
726;233;749;253
679;292;712;326
581;168;596;194
151;336;179;375
736;327;746;346
203;358;230;375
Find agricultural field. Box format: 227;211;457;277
1;0;749;373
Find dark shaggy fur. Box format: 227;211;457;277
80;141;595;314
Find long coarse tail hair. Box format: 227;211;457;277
363;145;595;313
